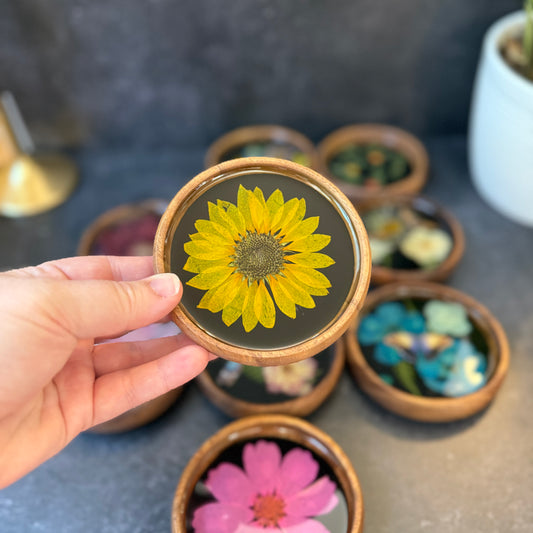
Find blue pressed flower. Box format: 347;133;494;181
375;301;407;326
400;311;426;334
374;342;403;366
358;315;386;345
415;357;443;380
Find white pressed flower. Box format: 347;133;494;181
399;226;453;268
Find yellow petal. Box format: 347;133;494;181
238;185;254;231
283;269;329;296
248;189;265;232
184;256;229;274
222;278;247;326
207;203;240;242
285;234;331;253
276;275;315;309
282;198;306;236
253;187;267;209
194;219;234;245
266;189;284;228
186;266;233;290
286;252;335;268
198;280;233;313
254;280;276;328
273;198;299;234
283;216;320;243
269;276;296;318
184;240;233;260
225;203;247;237
284;264;331;288
242;281;259;332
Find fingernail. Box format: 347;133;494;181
148;273;181;297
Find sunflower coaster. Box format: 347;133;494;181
172;415;364;533
196;341;345;418
345;281;509;422
154;157;371;365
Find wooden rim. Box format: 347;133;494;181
196;341;345;418
317;124;429;205
153;157;371;366
171;414;364;532
205;124;320;170
77;199;168;255
356;195;465;285
345;281;510;422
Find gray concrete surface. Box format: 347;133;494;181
0;137;532;532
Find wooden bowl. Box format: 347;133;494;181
78;199;168;256
317;124;429;206
172;414;364;533
205;125;320;170
196;340;345;418
356;195;465;285
345;281;509;422
154;157;371;366
79;199;183;434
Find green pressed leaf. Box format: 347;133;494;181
285;234;331;253
283;216;320;243
284;264;331;288
242;281;259;332
393;362;422;395
269;277;296;318
186;266;232;290
241;365;264;383
254;281;276;328
184;240;232;260
237;185;254;231
286;252;335;269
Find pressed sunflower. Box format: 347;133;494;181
183;185;335;332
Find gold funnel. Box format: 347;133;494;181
0;92;77;217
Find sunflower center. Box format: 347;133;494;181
252;492;286;528
233;232;284;281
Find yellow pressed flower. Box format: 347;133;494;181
183;185;335;332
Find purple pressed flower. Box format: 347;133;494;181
192;440;338;533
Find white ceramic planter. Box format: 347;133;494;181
469;11;533;226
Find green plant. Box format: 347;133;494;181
524;0;533;78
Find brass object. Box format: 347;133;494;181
0;92;77;217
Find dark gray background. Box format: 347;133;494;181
1;2;532;533
0;0;520;150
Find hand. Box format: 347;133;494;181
0;256;210;489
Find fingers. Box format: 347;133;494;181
92;334;199;376
30;272;182;341
92;344;209;426
6;256;154;282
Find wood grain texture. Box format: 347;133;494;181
196;340;345;418
317;124;429;207
344;281;510;423
153;157;371;366
204;124;320;170
171;414;364;533
357;194;465;285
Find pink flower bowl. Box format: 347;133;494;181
172;415;364;533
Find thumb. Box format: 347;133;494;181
34;273;182;341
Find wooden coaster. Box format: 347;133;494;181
172;414;364;533
154;157;371;366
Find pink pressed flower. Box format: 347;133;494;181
192;440;338;533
